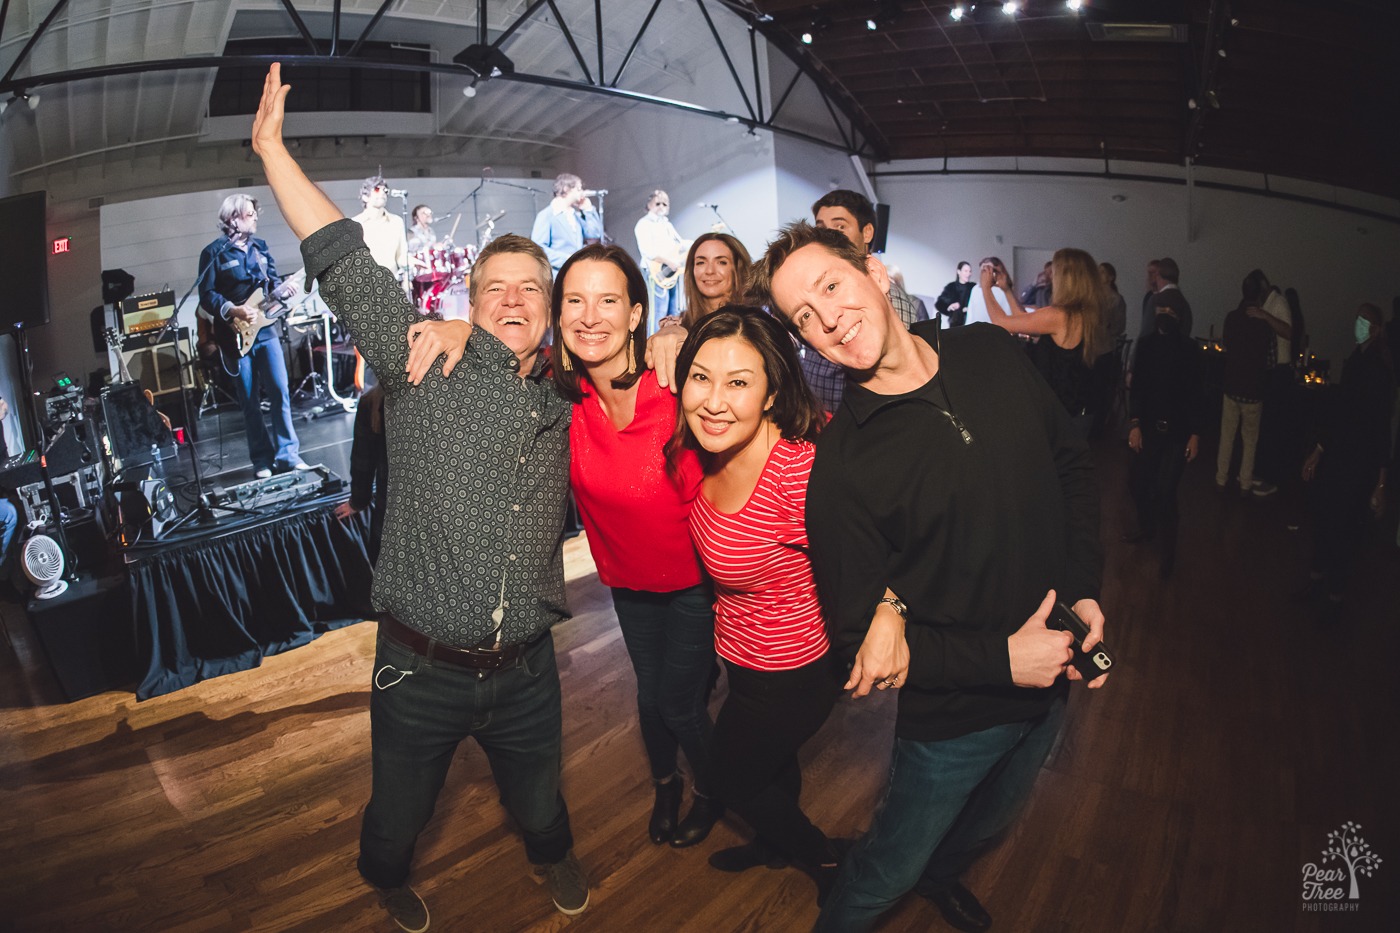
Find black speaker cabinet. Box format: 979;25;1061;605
26;573;137;702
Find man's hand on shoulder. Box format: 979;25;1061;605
405;319;473;385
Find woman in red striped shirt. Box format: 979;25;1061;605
667;306;846;902
552;245;722;849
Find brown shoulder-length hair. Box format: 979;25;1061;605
681;233;753;328
1050;247;1105;365
664;306;824;476
551;243;649;403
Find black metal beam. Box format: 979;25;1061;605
2;0;70;85
478;0;487;47
695;0;755;123
330;0;341;56
1185;0;1228;160
595;0;604;89
818;84;852;151
345;0;397;60
545;0;595;85
0;0;15;50
276;0;320;55
610;0;663;88
768;67;802;123
749;23;763;124
491;0;549;51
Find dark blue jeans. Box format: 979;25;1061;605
814;695;1067;932
611;583;716;795
357;630;573;889
234;328;299;471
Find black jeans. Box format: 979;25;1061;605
611;583;717;795
357;632;572;889
711;653;842;867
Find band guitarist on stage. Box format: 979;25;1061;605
634;189;688;333
197;193;308;478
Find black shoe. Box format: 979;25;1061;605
670;794;724;848
649;776;682;845
708;840;789;873
918;881;992;933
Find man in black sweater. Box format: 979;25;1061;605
1123;292;1207;577
751;223;1107;933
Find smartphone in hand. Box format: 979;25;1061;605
1049;601;1116;680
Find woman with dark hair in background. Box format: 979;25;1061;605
981;248;1106;437
1299;303;1394;621
668;307;851;903
551;244;723;849
673;232;753;328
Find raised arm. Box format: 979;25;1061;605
250;64;343;238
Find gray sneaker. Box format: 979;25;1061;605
378;884;430;932
535;851;590;916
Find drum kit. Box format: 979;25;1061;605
406;208;509;319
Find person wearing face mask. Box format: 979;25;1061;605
674;232;753;329
1122;290;1207;577
1298;303;1394;620
934;261;974;327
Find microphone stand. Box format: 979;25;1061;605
705;203;732;233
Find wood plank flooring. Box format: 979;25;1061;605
1;444;1396;932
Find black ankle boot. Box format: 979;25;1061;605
670;794;724;848
649;776;683;844
707;839;789;872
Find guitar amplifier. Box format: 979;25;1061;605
120;327;183;352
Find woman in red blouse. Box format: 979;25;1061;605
666;306;846;903
551;244;722;849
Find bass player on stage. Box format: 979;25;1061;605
197;193;308;478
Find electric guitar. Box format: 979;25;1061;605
104;327;136;383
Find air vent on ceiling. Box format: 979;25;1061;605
88;196;105;210
1087;22;1188;42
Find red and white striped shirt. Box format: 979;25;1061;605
690;439;829;671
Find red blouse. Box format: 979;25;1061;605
689;439;829;671
570;368;704;592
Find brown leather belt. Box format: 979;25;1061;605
378;613;537;671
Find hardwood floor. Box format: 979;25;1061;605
1;444;1396;932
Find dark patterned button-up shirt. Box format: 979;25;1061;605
303;220;572;648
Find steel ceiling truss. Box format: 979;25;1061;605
0;0;886;160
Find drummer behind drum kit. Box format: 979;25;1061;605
407;209;506;320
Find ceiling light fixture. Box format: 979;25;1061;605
801;31;813;44
867;19;877;31
463;80;478;99
1003;1;1020;15
951;5;965;21
1067;0;1083;11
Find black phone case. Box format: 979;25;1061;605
1049;601;1116;679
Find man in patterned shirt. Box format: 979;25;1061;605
804;189;925;413
251;64;587;930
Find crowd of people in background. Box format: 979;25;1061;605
245;61;1396;933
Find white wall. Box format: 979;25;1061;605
872;160;1400;366
573;105;780;270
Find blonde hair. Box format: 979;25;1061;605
1050;247;1105;365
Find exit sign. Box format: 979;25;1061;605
52;236;71;255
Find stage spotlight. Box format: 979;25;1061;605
867;19;877;30
1003;1;1020;15
951;5;965;21
801;31;813;44
463;81;478;98
27;93;39;111
1067;0;1083;11
1187;98;1198;110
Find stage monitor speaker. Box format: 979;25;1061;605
44;420;102;476
870;202;891;255
0;191;52;328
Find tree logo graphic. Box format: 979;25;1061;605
1302;821;1383;910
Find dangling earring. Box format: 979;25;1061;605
626;330;637;375
560;346;573;371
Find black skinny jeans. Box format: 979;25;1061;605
711;653;843;867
